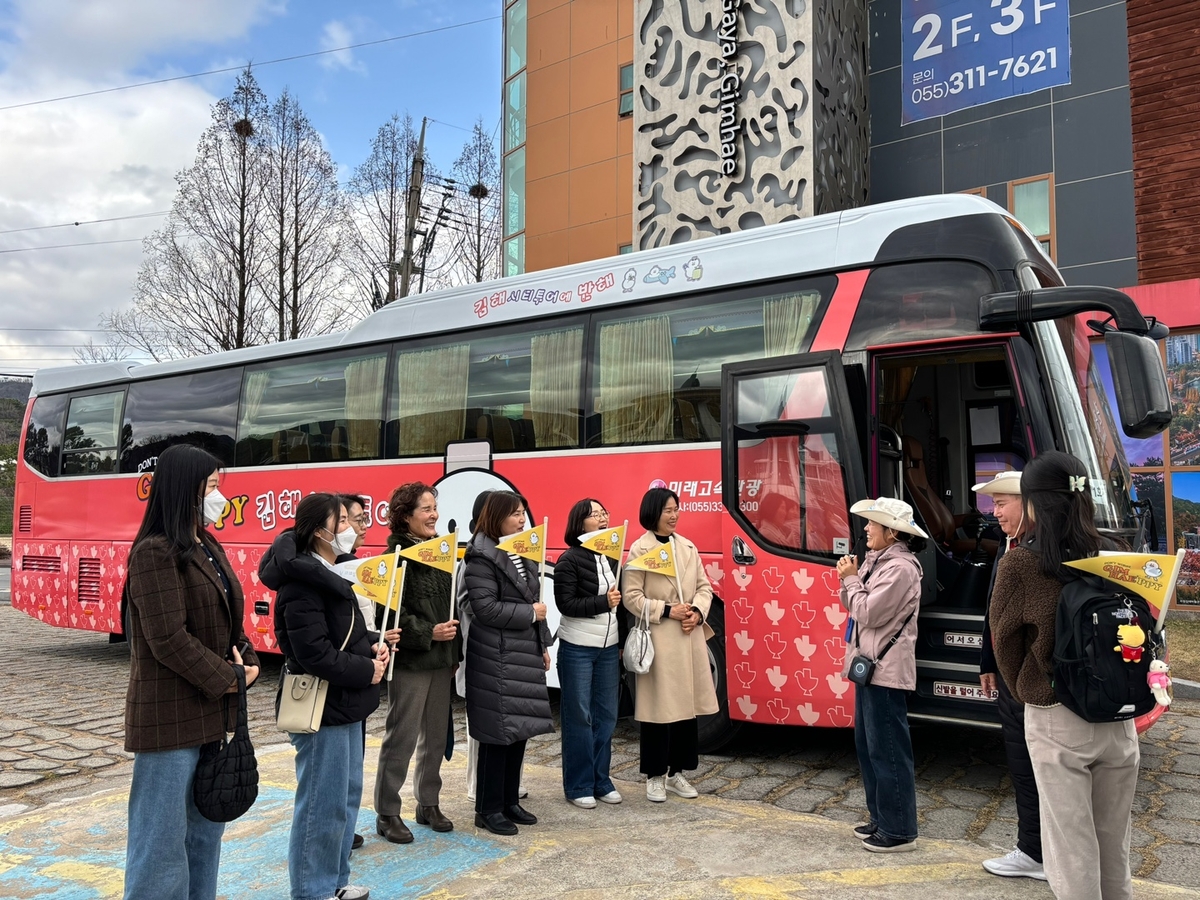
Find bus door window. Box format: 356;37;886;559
62;391;124;476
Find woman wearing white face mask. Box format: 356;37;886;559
121;444;260;900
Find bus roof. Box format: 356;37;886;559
32;193;1034;397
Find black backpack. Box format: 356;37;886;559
1052;572;1160;722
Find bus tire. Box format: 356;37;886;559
697;600;742;753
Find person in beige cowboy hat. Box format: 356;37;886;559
972;470;1045;882
836;496;926;853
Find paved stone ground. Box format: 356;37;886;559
2;599;1199;890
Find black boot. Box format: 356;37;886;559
504;804;537;825
475;812;518;835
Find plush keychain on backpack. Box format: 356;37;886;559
1148;659;1172;707
1114;622;1146;663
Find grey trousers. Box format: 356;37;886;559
374;666;454;815
1024;704;1140;900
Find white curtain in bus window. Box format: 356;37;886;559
236;352;387;465
396;344;470;456
763;291;820;357
530;327;583;448
62;391;123;475
598;316;673;444
734;369;849;555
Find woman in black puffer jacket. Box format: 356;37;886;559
261;493;389;900
462;490;554;836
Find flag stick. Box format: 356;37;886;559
615;519;630;580
539;517;548;585
387;559;406;680
379;549;402;681
449;529;460;621
669;534;685;609
1157;549;1185;634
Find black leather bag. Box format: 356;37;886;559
193;666;259;823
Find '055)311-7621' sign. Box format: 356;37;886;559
901;0;1071;125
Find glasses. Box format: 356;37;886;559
350;515;370;527
586;509;609;519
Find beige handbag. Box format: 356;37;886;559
276;617;354;734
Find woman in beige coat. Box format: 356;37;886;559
622;487;718;803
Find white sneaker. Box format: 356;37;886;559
646;776;667;802
569;796;597;808
597;789;623;804
665;772;698;798
336;887;370;900
982;848;1047;881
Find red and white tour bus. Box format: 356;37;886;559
12;194;1172;749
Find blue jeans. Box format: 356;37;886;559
289;723;365;900
124;745;225;900
557;640;619;799
854;683;918;841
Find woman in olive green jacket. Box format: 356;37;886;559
373;482;463;843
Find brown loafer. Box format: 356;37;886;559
375;814;413;844
415;804;454;832
351;832;364;850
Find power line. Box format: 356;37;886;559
0;238;144;254
0;16;501;113
0;211;169;236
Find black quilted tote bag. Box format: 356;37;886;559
193;666;259;823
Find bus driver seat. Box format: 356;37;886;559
901;435;958;549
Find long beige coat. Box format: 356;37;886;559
621;532;719;724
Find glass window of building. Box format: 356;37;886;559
504;147;525;238
120;369;243;473
62;391;124;475
392;324;584;457
619;63;634;117
505;71;526;152
503;234;524;277
22;393;67;477
235;351;387;466
1011;175;1054;258
505;0;527;79
592;282;832;445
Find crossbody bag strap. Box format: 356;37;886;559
872;608;916;664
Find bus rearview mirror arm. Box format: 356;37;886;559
979;286;1169;339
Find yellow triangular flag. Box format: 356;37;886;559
352;553;404;611
578;524;626;560
625;542;676;577
1065;552;1182;619
397;533;456;573
496;523;546;563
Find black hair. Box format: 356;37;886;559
131;443;223;570
476;490;527;541
340;493;369;513
1021;451;1121;579
639;487;680;532
294;493;345;555
900;534;927;554
469;490;494;533
565;498;606;547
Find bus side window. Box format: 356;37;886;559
62;391;124;476
23;393;68;477
120;369;242;473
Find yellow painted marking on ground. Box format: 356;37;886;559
721;862;987;896
39;861;124;898
0;852;33;876
0;791;125;836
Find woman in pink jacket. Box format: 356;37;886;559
836;496;926;853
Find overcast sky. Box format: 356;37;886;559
0;0;501;376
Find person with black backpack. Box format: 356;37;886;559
990;451;1140;900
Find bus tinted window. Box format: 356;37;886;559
592;288;827;446
22;394;67;477
235;352;386;466
120;369;242;473
62;391;124;475
845;261;996;350
393;324;584;457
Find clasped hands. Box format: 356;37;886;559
667;602;702;634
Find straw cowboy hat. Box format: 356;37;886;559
971;470;1022;497
848;497;929;539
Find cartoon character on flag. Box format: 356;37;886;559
578;522;627;561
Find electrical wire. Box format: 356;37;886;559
0;16;501;112
0;211;169;236
0;238;144;254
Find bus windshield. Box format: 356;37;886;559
1031;318;1135;534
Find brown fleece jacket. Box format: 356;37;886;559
989;546;1062;707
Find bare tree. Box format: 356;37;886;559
443;118;501;286
345;113;436;310
261;89;352;340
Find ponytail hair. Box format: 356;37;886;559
1020;451;1119;579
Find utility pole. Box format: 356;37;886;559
398;116;427;300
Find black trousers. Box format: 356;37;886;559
639;718;698;777
996;672;1043;863
476;740;527;815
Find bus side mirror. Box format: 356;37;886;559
1104;331;1172;439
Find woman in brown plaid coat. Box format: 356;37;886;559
121;444;260;900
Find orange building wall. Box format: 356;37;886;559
524;0;634;272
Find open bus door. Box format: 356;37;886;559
717;351;868;732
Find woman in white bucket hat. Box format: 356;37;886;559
836;496;926;853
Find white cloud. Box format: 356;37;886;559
317;20;365;74
0;1;284;375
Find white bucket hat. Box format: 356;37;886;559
971;470;1022;497
848;496;929;539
